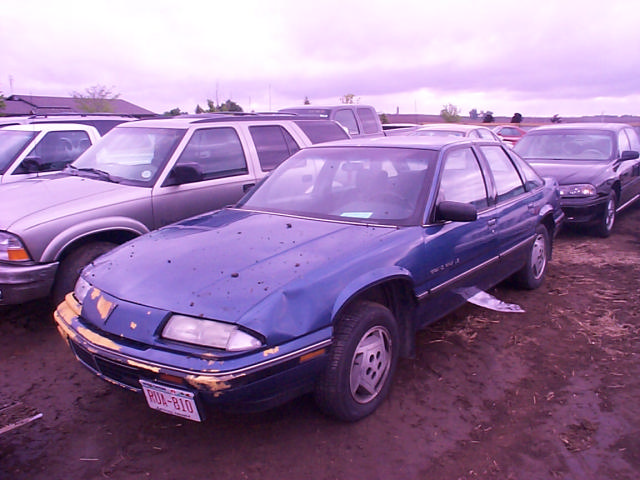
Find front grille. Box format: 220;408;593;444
70;340;151;391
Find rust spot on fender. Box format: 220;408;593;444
262;346;280;357
126;358;160;373
76;325;123;352
96;295;114;320
185;375;232;397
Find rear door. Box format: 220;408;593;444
478;144;538;274
617;128;640;207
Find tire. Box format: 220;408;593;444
51;241;116;307
513;225;549;290
315;301;399;422
595;191;616;238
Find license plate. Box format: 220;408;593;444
140;380;202;422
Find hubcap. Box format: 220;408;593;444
349;326;392;404
604;198;615;231
530;233;547;280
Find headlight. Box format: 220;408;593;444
162;314;263;352
0;231;31;262
559;184;597;197
73;276;93;304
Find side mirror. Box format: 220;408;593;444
436;201;478;222
620;150;639;161
163;162;203;186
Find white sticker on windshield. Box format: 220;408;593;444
340;212;373;218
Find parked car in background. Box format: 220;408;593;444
55;136;563;423
278;105;384;137
514;123;640;237
408;124;501;142
0;123;101;183
0;114;349;306
492;125;527;146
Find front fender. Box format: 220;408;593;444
331;265;414;319
42;216;150;262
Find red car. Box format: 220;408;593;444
492;125;527;146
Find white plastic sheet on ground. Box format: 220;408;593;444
458;287;525;313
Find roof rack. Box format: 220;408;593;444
25;113;139;118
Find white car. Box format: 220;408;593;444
0;123;102;183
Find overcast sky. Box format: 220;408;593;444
2;0;639;118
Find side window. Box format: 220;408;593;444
438;147;488;209
468;130;480;139
356;107;379;134
480;145;526;202
19;130;92;173
333;110;359;135
176;127;248;180
508;151;544;190
477;128;497;140
618;130;631;153
623;128;640;152
249;125;300;171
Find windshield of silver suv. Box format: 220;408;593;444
69;127;186;185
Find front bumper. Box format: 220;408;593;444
0;261;58;305
560;195;607;225
54;294;331;413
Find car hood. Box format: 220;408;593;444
524;159;610;186
0;175;143;230
86;209;402;333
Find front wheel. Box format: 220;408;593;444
315;301;399;422
595;191;616;238
513;225;549;290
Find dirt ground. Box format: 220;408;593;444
1;205;639;480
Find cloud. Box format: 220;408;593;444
1;0;639;116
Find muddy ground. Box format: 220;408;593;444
1;205;639;480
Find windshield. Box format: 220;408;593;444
238;146;435;226
514;131;614;160
0;130;37;173
71;127;185;185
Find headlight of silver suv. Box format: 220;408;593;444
558;184;597;197
0;231;31;262
162;314;263;351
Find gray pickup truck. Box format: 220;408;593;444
0;114;349;306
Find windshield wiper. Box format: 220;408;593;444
64;165;120;183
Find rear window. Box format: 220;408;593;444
357;107;380;135
294;120;350;144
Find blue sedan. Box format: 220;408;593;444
55;136;564;422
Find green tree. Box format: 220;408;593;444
164;107;183;116
340;93;357;104
203;99;243;113
0;91;5;112
440;103;461;123
72;84;120;113
304;96;311;105
379;113;389;124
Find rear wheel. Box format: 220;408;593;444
513;224;549;290
595;191;616;238
315;301;399;422
52;241;116;307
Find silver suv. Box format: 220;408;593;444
0;114;349;305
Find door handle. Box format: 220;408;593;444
243;183;256;193
487;218;497;227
